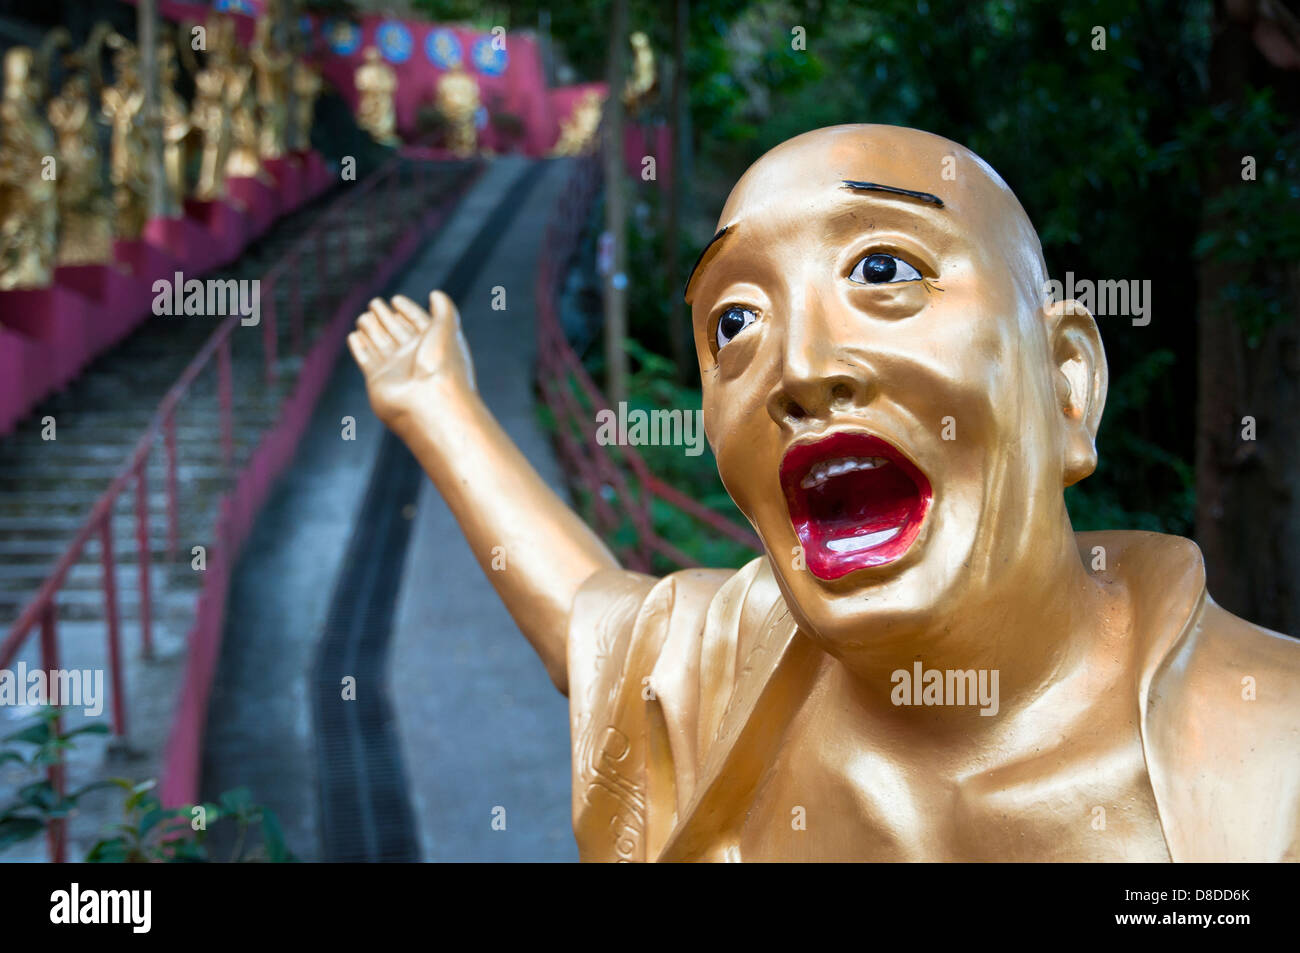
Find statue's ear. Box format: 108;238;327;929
1045;298;1108;486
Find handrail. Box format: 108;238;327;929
3;159;401;663
534;156;761;572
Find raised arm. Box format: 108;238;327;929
347;291;620;694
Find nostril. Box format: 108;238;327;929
785;400;807;421
831;383;853;404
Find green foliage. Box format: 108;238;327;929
1;709;111;852
0;709;294;863
677;0;1224;535
534;338;755;570
622;338;756;570
502;0;1291;550
1186;89;1300;346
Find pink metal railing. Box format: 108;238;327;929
1;156;474;861
534;157;761;573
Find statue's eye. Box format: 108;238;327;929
849;253;923;284
715;307;758;350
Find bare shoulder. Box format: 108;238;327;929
1136;538;1300;861
1179;597;1300;719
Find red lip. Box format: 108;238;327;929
779;431;932;581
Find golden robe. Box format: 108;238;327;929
567;531;1300;862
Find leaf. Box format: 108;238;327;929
124;779;158;813
0;816;45;851
219;787;253;816
17;780;57;812
85;838;131;863
0;750;27;768
67;779;120;801
261;809;289;863
138;807;168;840
2;722;51;746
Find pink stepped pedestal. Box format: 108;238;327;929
226;176;279;240
114;238;185;344
0;324;44;435
54;262;148;354
264;156;305;213
184;198;251;271
0;284;95;395
297;150;333;201
144;215;224;277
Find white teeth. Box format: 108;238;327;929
826;525;903;553
799;456;890;489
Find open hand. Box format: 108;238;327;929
347;290;477;432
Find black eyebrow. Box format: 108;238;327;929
683;225;731;302
841;180;945;208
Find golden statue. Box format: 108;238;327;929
48;72;113;266
291;61;322;152
549;89;605;157
158;41;190;215
434;62;479;158
101;42;149;240
622;31;656;113
190;18;234;200
354;46;398;145
223;33;265;181
251;14;293;160
0;47;58;289
348;125;1300;862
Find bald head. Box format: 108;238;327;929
686;125;1047;309
683;124;1108;650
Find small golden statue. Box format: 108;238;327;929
158;41;190;215
251;14;293;160
549;89;605;157
0;47;59;289
622;31;657;113
291;61;322;152
48;72;113;266
223;32;265;180
101;41;149;240
434;62;479;158
190;18;234;201
354;46;398;145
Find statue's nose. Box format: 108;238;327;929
766;288;874;427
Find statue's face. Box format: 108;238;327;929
688;125;1092;651
3;49;32;95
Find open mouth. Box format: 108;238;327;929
779;431;932;580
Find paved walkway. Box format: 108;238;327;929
202;157;577;861
387;158;577;862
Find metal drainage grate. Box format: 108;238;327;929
313;160;550;862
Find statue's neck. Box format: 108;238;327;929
829;523;1128;744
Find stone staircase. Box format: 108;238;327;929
0;159;477;861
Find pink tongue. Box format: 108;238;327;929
806;464;918;534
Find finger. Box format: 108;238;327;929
358;313;395;350
391;294;431;332
369;297;414;344
429;289;459;328
347;330;375;369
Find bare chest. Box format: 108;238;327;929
728;698;1171;861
